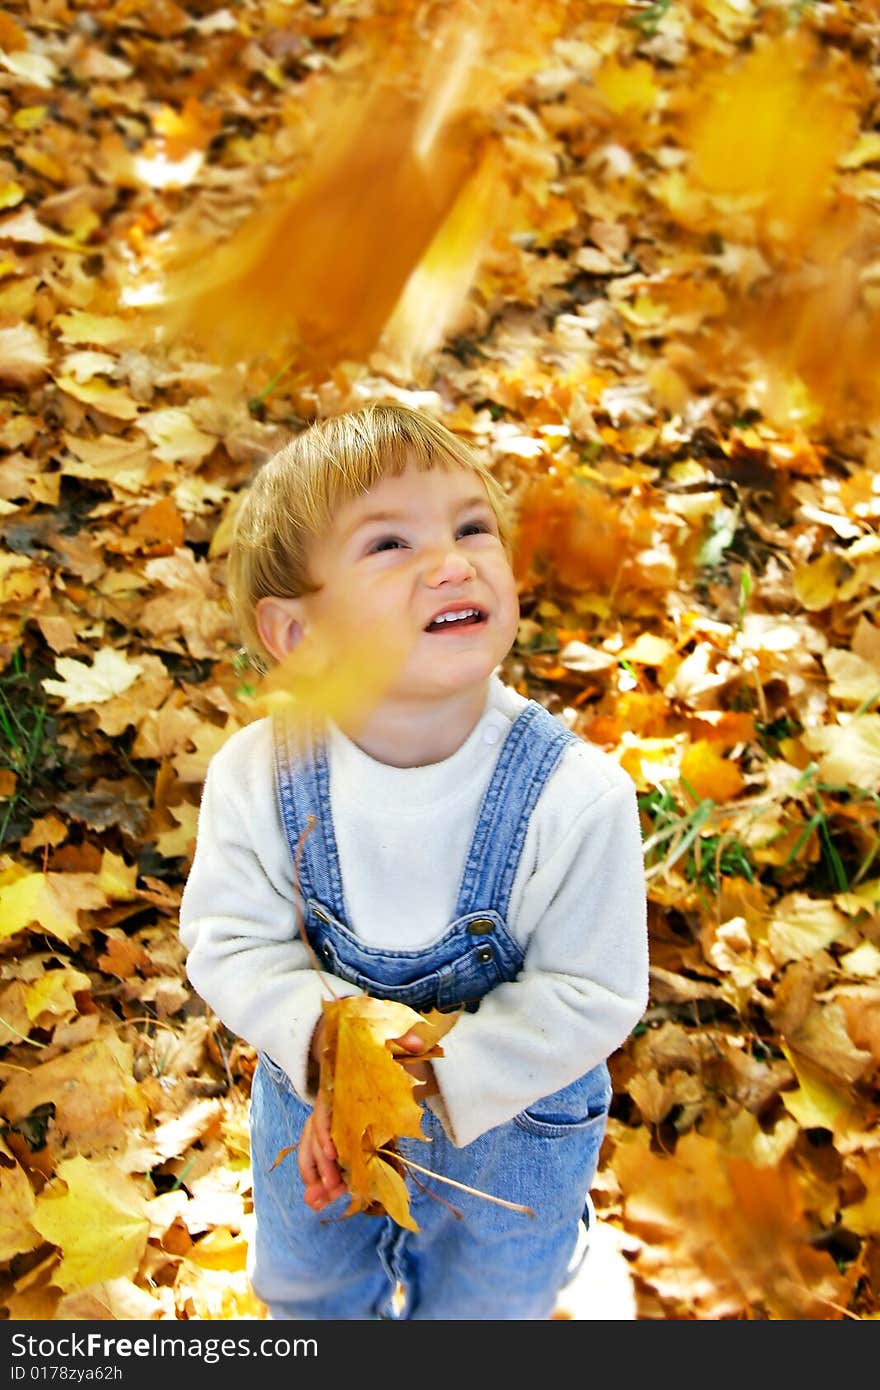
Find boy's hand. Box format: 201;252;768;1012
299;1088;347;1211
301;1016;347;1211
394;1028;439;1099
298;1021;438;1211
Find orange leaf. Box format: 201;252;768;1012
680;740;745;803
154;1;571;371
686;32;857;249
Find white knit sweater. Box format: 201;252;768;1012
179;675;649;1147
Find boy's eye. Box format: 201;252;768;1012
367;536;407;553
458;521;491;537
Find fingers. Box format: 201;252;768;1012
395;1029;425;1053
298;1103;347;1212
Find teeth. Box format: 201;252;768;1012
433;609;479;624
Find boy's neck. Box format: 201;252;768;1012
336;680;492;768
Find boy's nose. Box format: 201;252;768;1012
423;547;477;587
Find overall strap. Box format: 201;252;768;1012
272;715;347;922
454;701;578;919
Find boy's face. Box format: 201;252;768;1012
261;461;520;707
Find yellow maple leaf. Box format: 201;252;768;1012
768;893;848;965
613;1125;855;1319
0;1032;148;1156
24;967;91;1027
137;406;216;466
318;996;457;1232
97;849;139;903
823;649;880;706
270;993;476;1232
0;869;84;945
32;1156;150;1292
155;803;199;860
841;1153;880;1237
792;552;845;611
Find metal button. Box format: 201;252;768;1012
467;918;494;935
476;945;493;963
321;944;332;960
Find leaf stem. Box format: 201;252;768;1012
377;1148;534;1217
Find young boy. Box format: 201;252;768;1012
179;401;649;1321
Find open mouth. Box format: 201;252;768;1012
424;607;488;633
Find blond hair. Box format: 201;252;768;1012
228;401;514;666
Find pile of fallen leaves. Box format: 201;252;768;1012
0;0;878;1320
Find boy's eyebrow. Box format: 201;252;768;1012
341;495;493;541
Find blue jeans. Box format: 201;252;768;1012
248;701;612;1319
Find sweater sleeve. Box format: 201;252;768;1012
178;724;363;1103
430;773;649;1148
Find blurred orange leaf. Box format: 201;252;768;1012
680;739;746;803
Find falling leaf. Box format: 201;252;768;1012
155;0;571;369
685;32;858;248
255;626;415;740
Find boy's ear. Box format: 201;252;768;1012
255;596;307;661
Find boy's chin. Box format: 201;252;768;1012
432;671;500;699
392;663;497;702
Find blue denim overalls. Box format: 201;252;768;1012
247;699;612;1320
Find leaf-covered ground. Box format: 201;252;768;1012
0;0;878;1320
